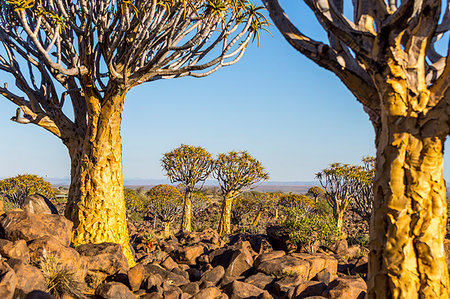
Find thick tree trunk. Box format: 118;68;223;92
368;90;449;297
180;189;192;232
218;193;235;235
64;89;134;266
164;222;171;238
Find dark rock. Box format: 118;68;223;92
322;276;367;299
244;273;274;290
20;194;58;215
143;264;188;287
272;275;304;296
0;260;18;299
186;268;201;281
77;243;129;276
24;290;56;299
172;267;189;281
191;286;222;299
292;281;327;299
142;274;163;291
173;244;206;265
254;251;285;268
223;281;271;299
161;256;179;271
209;241;253;278
95;282;135;299
329;239;348;256
255;255;310;279
351;256;368;276
7;258;46;299
200;266;225;286
180;282;200;295
266;225;295;252
0;239;30;263
313;268;336;285
0;211;72;246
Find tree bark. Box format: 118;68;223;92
368;84;449;297
64;88;134;266
253;210;263;226
164;222;171;238
218;193;235;235
180;188;192;232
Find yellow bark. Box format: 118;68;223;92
65;89;135;267
164;222;171;238
218;193;234;235
253;210;263;226
180;190;192;232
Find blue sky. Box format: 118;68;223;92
0;1;448;182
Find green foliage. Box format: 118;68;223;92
0;174;56;205
307;186;325;202
347;232;369;247
282;207;341;254
39;254;84;298
279;193;315;211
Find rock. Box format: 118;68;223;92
322;276;367;299
247;235;273;254
330;239;348;256
174;244;206;265
142;274;163;291
127;264;145;291
292;281;327;298
142;292;163;299
351;256;368;276
172;267;189;281
244;273;274;290
272;275;304;296
266;225;295;252
186;268;201;281
24;290;57;299
95;282;135;299
290;253;338;279
0;239;30;263
161;256;179;271
7;258;46;299
20;194;58;215
27;235;86;281
180;282;200;295
77;243;129;276
256;255;310;279
192;286;222;299
209;241;253;277
200;266;225;286
254;251;285;268
143;264;188;287
0;260;18;299
0;211;72;246
313;268;337;285
345;245;361;260
223;281;271;299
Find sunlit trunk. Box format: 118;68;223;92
180;188;192;232
164;221;171;238
253;210;263;226
65;89;134;266
218;193;235;235
368;82;449;298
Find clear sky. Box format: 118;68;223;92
0;1;448;182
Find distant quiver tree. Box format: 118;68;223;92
0;0;268;265
161;144;214;232
263;0;450;296
214;151;269;235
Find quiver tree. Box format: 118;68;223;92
316;163;361;231
351;156;375;225
307;186;325;203
145;184;182;238
0;174;56;205
263;0;450;296
162;144;214;232
0;0;268;265
214;151;269;235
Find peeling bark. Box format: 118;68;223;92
218;194;234;235
181;189;193;232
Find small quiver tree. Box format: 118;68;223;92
307;186;325;203
145;185;182;238
161;145;214;232
0;174;56;210
213;151;269;235
0;0;268;266
351;157;375;225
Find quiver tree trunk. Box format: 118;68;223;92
368;82;449;297
181;189;192;232
253;210;263;226
64;88;134;266
163;222;171;238
218;193;236;235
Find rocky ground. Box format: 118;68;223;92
0;194;375;299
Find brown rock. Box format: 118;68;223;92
0;239;30;263
292;281;327;298
7;259;46;299
290;253;338;279
223;281;271;299
272;275;304;296
313;268;337;285
0;211;72;246
192;286;222;299
174;244;206;265
95;282;135;299
256;255;310;279
244;273;274;290
180;282;200;295
143;264;188;287
24;290;57;299
254;251;286;268
77;243;129;276
351;256;368;276
322;276;367;299
345;245;361;260
20;194;58;215
200;266;225;286
330;239;348;256
210;242;253;278
27;235;86;281
162;256;179;271
186;268;201;281
142;274;164;291
0;260;18;299
127;263;145;291
172;267;189;281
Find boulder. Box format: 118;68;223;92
313;268;337;285
223;281;271;299
0;239;30;263
266;225;295;252
351;256;368;276
0;260;18;299
142;273;163;292
192;286;222;299
254;251;285;268
95;282;135;299
209;241;254;277
173;244;206;265
329;239;348;256
322;276;367;299
143;264;189;287
161;256;179;271
255;255;310;279
77;243;129;276
7;258;46;299
290;253;338;279
272;275;304;296
292;281;327;298
200;266;225;286
27;236;86;281
180;282;200;295
127;264;145;291
20;194;58;215
0;211;72;246
24;290;57;299
244;272;274;290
